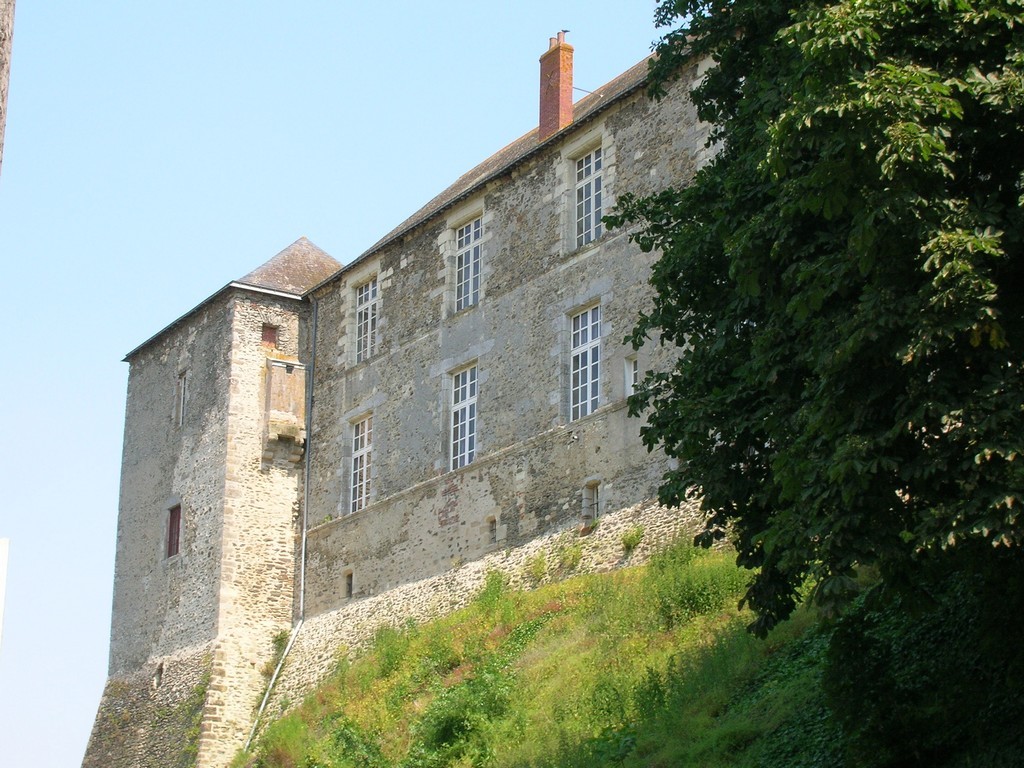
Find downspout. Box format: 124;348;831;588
299;294;318;621
245;295;319;751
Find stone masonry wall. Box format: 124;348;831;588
86;54;715;768
83;643;214;768
87;290;312;768
303;397;669;615
303;69;711;618
196;293;309;767
262;499;706;726
107;296;234;675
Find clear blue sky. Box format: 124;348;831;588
0;2;668;765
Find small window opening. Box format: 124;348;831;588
487;517;497;544
262;324;279;347
345;571;354;599
582;481;601;522
625;356;639;397
175;371;188;427
167;505;181;558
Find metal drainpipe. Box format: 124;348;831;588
245;295;319;751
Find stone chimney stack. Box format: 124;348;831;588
539;31;573;141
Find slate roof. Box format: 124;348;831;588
311;55;652;292
124;237;340;360
236;236;341;295
125;53;653;360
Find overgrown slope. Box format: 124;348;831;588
235;542;840;768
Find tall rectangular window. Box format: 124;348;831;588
571;305;601;420
166;505;181;558
175;371;188;427
575;147;603;248
451;365;478;470
355;278;378;362
455;218;482;311
350;415;373;513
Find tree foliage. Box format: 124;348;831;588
610;0;1024;635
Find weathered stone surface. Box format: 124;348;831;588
86;50;712;768
86;289;318;768
83;645;213;768
263;498;706;727
302;58;709;608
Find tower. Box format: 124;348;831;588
83;238;339;768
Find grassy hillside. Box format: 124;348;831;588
234;541;842;768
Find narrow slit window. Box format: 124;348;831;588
583;482;601;522
166;505;181;558
626;356;639;397
175;371;188;427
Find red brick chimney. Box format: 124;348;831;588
539;31;573;141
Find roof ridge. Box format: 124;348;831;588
349;55;653;274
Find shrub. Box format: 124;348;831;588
475;569;506;613
825;553;1024;767
261;630;291;679
254;714;312;768
557;541;583;573
646;542;747;629
372;623;413;678
525;551;547;584
621;525;645;555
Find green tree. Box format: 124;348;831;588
610;0;1024;635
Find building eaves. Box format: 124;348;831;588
124;237;339;362
307;55;652;296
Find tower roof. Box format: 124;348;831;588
236;236;341;294
124;237;340;361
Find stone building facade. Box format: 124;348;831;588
84;35;710;768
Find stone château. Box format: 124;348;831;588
83;33;711;768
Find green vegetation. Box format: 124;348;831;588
612;0;1024;635
235;543;848;768
180;664;212;767
236;540;1024;766
523;551;547;585
264;630;293;679
619;525;644;555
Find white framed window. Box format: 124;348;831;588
575;147;603;248
625;355;639;397
175;371;188;427
455;217;482;311
350;415;373;513
355;278;378;363
571;305;601;420
451;365;478;470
